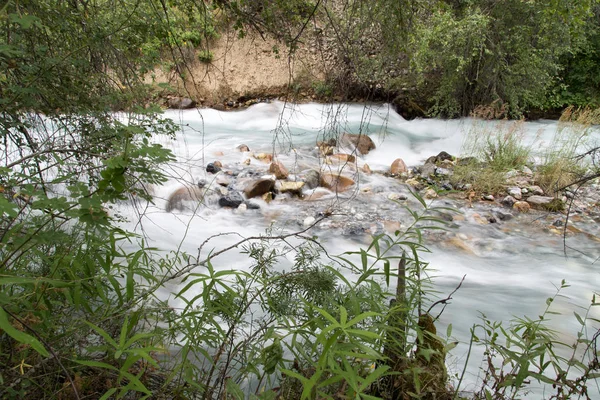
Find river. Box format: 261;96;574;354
118;101;599;398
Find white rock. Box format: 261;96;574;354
507;187;522;200
303;216;316;227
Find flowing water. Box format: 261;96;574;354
116;102;600;398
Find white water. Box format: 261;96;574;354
117;102;600;398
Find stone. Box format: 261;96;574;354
505;170;519;179
236;203;247;212
501;195;516;207
405;178;424;189
362;164;372;174
304;170;320;189
483;194;495;201
528;185;544;196
513;201;531;213
319;173;355;192
319;146;334;156
521;166;533;176
420;162;436;178
521;188;528;194
237;144;250;152
255;153;273;163
330;153;356;163
243;158;251;166
165;186;203;212
218;191;244;208
388;193;408;201
390;158;408;175
303;216;316;227
168;97;196;109
213;160;223;168
278;181;305;196
244;201;260;210
435;167;452;176
507;187;522;200
435;151;453;163
216;175;231;187
424;188;438;199
206;163;221;174
268;161;289;179
244;178;275;199
340;133;376;155
262;192;273;203
495;210;513;221
526;195;555;206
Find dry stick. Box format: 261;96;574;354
427;274;467;321
2;307;80;400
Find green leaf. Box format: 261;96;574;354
226;379;245;400
573;311;585;326
0;308;49;357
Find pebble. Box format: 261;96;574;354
508;187;522;200
303;216;316;227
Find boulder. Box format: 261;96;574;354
218;192;244;208
168;97;196;109
255;153;273;163
244;201;261;210
528;186;544;196
420;162;436;178
166;186;203;212
304;170;320;189
237;144;250;152
362;164;372;174
320;173;355;192
244;178;275;199
527;196;564;211
268;161;289;179
340;133;376;155
513;201;531;213
390;158;408;175
213;160;223;168
216;175;231;187
501;195;517;207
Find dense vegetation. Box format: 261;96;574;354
1;1;599;399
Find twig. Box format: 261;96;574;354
428;274;466;320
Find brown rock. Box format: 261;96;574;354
340;133;376;155
320;173;355;192
244;179;275;199
243;158;251;166
330;153;356;163
237;144;250;152
513;201;531;213
390;158;408;175
278;181;304;196
255;153;273;163
268;161;289;179
213;160;223;168
362;164;372;174
262;192;273;203
165;186;204;212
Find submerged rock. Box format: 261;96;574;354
166;186;204;212
278;181;305;196
320;173;355;192
304;170;320;189
513;201;531;213
237;144;250;152
218;191;244;208
340;133;376;155
206;163;221;174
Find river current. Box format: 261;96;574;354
117;102;599;398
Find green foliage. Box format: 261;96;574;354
198;49;214;63
405;1;597;117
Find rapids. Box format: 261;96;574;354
118;102;600;397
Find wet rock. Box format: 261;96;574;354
487;215;497;223
435;151;454;163
441;182;453;191
168;97;196;109
513;201;531;213
526;195;555;206
342;222;368;236
216;175;231;187
244;201;260;210
552;219;564;227
237;144;250;152
278;181;305;196
303;216;316;227
507;187;522;200
206;163;221;174
304;170;320;189
390;158;408;175
268;161;289;180
501;195;516;207
405;178;424;190
255;153;273;163
166;186;203;212
495;210;513;221
243;158;251;166
362;164;372;174
236;203;247;213
213;160;223;168
330;153;356;163
262;192;273;203
244;178;275;199
218;191;244;208
340;133;376;155
320;173;355;192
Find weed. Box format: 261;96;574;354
198;49;214;63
